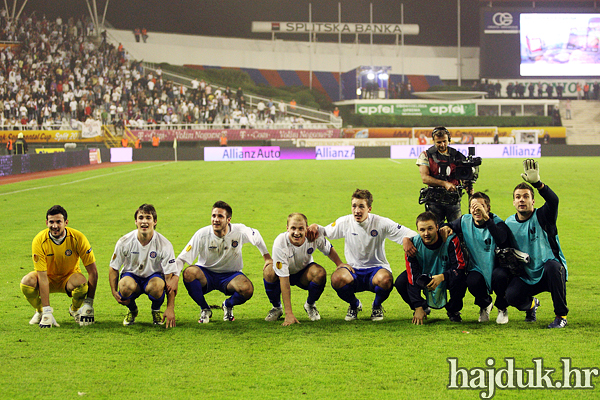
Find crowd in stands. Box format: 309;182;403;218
0;11;128;131
0;11;314;133
475;79;600;100
363;78;600;101
389;81;413;99
4;10;595;134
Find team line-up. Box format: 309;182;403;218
19;128;568;329
19;162;568;329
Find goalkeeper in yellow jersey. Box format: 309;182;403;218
20;205;98;328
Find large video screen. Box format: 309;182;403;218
520;13;600;76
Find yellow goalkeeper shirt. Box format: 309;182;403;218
32;227;96;278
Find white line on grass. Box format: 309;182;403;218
389;159;403;164
0;162;172;196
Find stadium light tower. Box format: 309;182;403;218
457;0;462;86
4;0;110;35
84;0;111;36
5;0;110;37
5;0;29;21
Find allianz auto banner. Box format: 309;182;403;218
391;144;541;159
204;146;356;161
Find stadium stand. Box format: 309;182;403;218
0;11;331;134
0;11;587;136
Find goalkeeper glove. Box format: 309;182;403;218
521;159;542;188
39;306;60;328
78;298;95;326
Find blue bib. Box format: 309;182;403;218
412;234;454;309
506;210;568;285
460;214;502;293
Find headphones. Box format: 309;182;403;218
431;126;451;140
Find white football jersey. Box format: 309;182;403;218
271;232;332;277
176;223;268;273
110;230;178;278
318;214;417;272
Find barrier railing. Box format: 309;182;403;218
125;121;330;130
101;125;136;148
142;63;342;128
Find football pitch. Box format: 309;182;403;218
1;157;598;400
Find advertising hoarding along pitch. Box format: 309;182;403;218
390;144;541;159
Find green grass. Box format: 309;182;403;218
1;158;599;400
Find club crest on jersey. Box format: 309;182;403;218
276;261;282;269
33;254;39;263
232;240;239;248
185;245;192;252
86;248;93;254
370;230;379;237
331;222;336;227
112;253;116;261
307;247;314;254
150;251;157;259
65;249;72;256
397;224;402;229
484;238;492;251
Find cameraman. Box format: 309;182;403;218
416;126;469;224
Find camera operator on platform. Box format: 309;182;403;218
416;126;477;224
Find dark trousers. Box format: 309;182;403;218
505;260;568;316
491;266;512;310
425;202;462;224
395;270;466;314
464;270;492;309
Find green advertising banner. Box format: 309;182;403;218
355;103;477;116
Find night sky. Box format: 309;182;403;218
19;0;484;46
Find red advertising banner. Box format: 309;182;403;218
130;129;341;141
89;148;102;164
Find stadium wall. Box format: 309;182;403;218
0;150;90;177
2;146;596;178
107;29;480;81
129;144;598;162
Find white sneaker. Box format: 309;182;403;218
222;300;235;321
265;306;283;321
29;311;42;325
370;305;384;321
496;308;509;324
69;305;81;323
198;308;212;324
304;302;321;321
344;300;362;321
478;302;493;322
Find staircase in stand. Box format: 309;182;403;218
102;125;138;148
559;100;600;144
